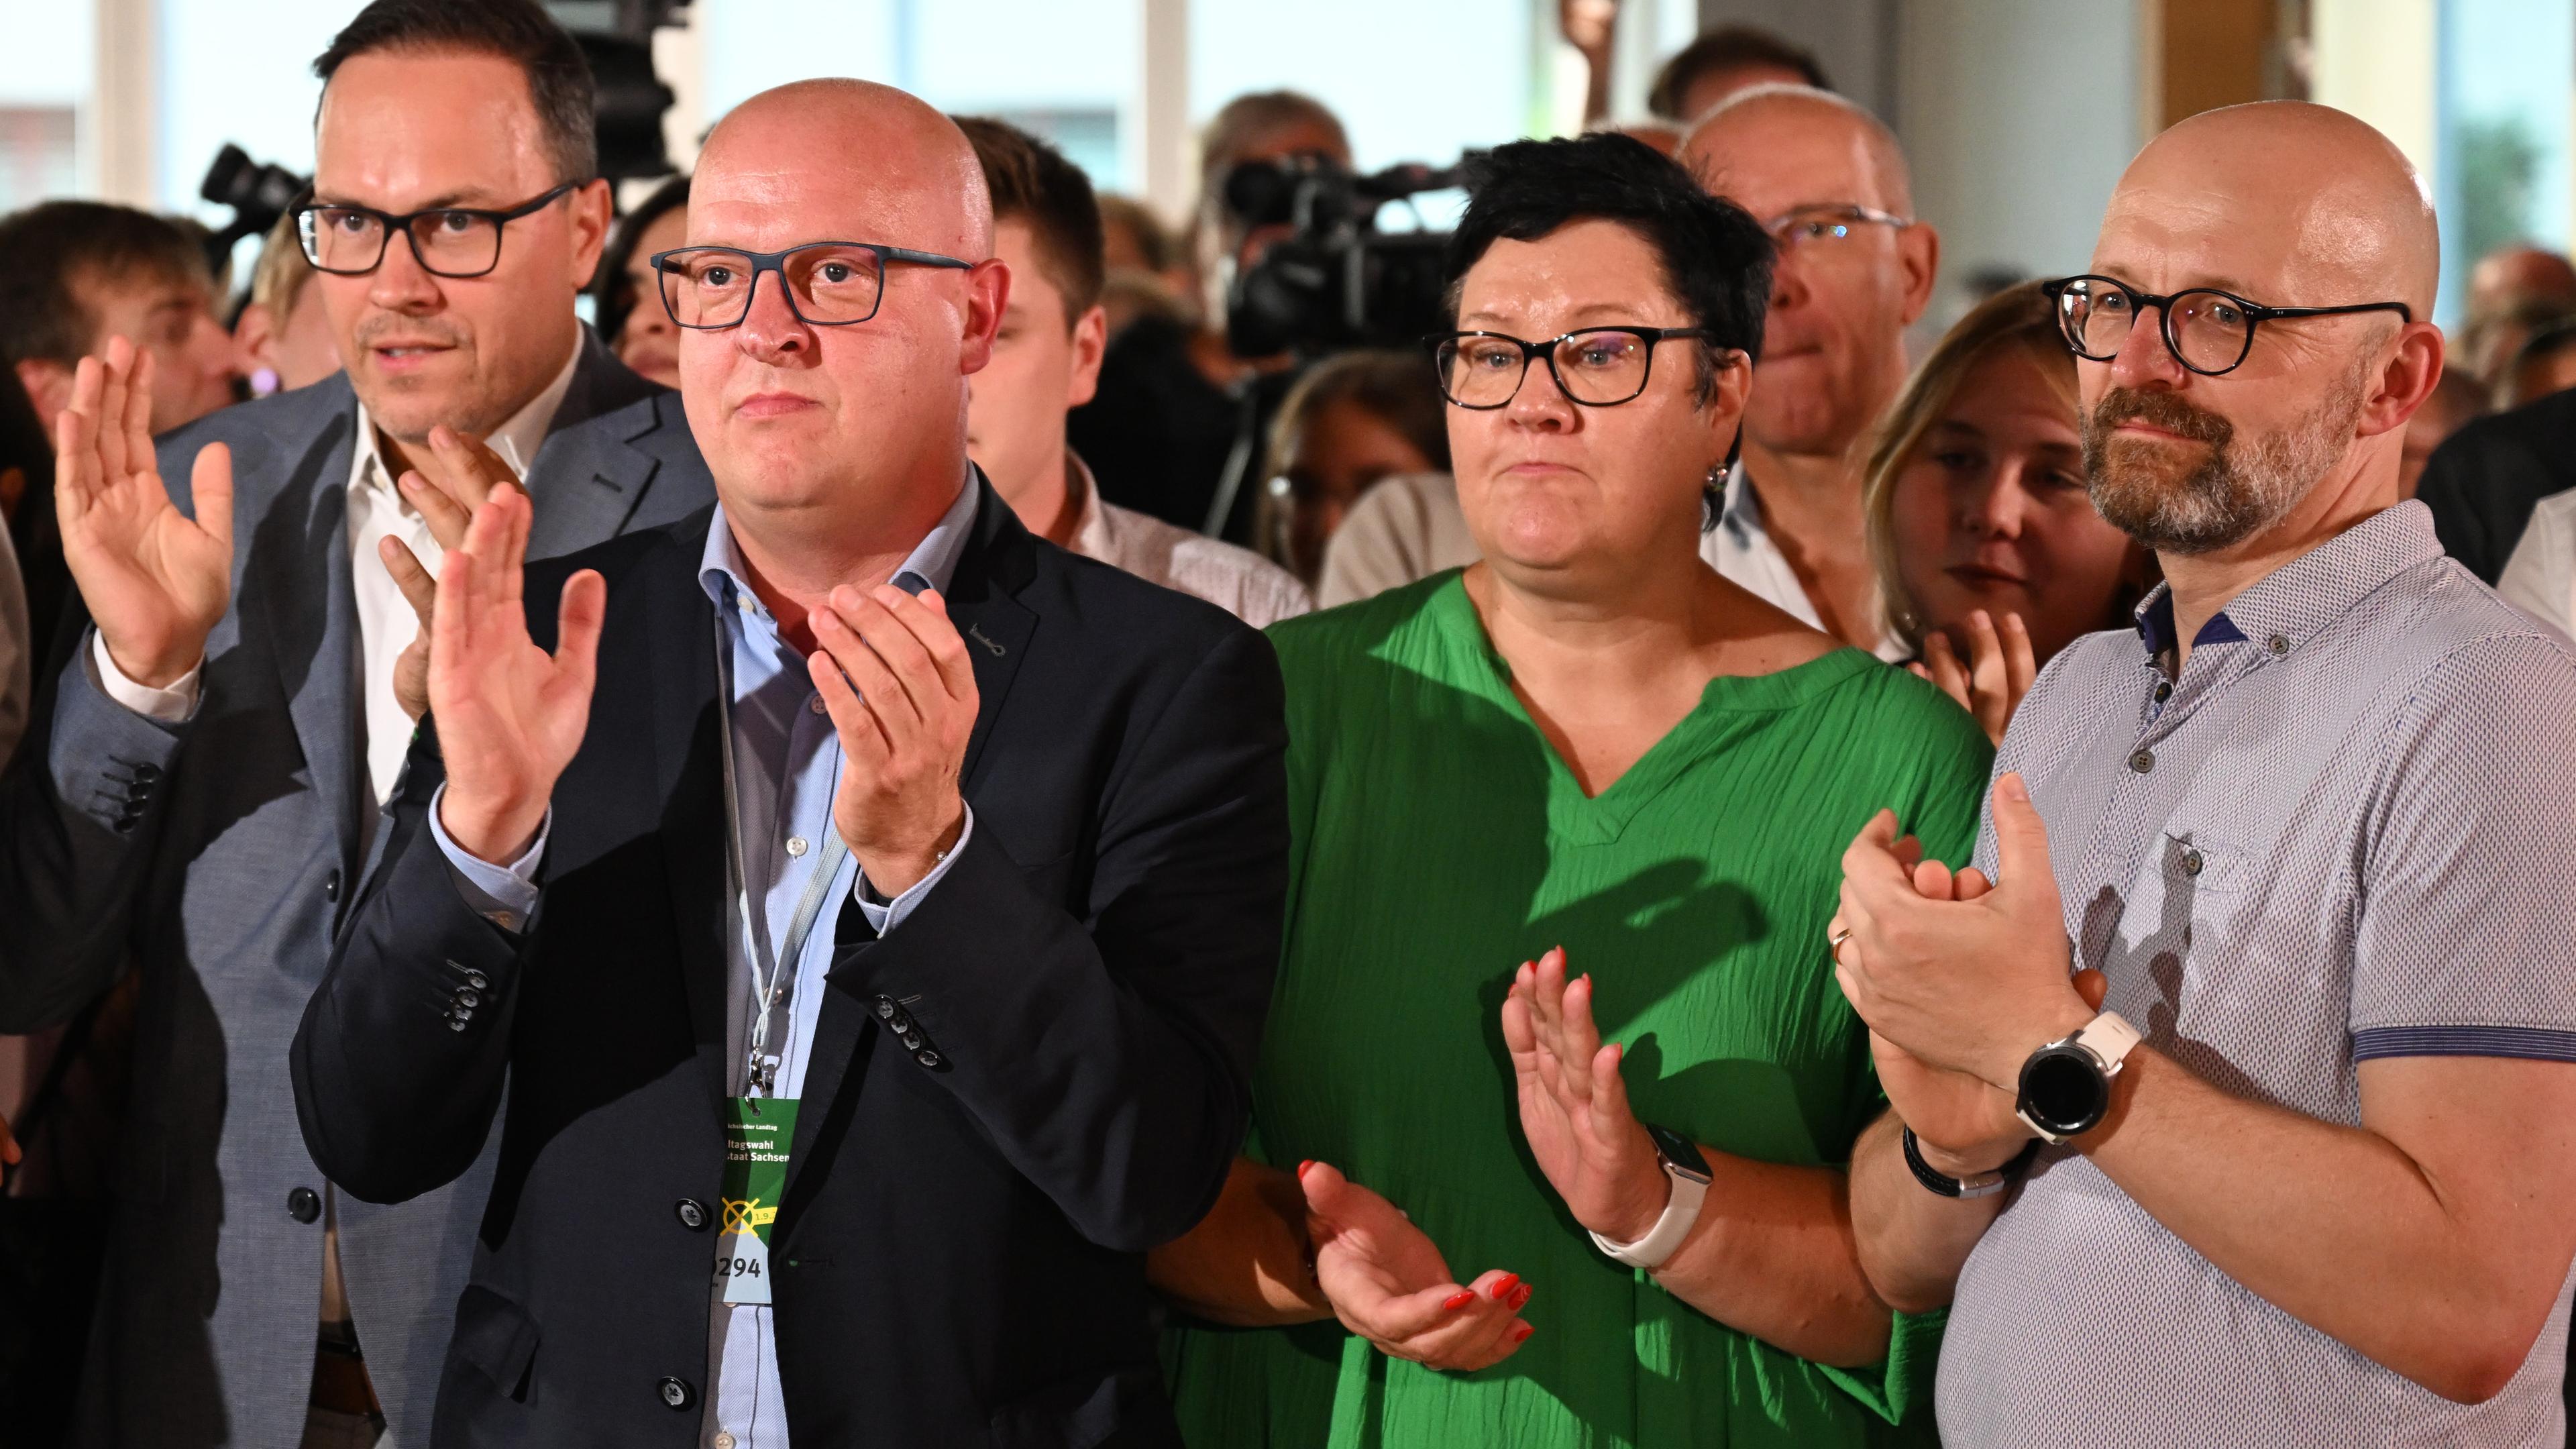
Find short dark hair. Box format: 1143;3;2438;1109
313;0;598;185
591;172;690;344
1647;25;1831;121
0;201;212;368
1443;133;1773;399
957;117;1106;324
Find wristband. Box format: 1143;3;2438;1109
1588;1123;1713;1271
1902;1126;2041;1200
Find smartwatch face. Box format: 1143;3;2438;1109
2019;1046;2109;1136
1643;1124;1713;1183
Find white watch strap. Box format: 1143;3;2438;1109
1587;1161;1708;1270
2078;1010;2143;1073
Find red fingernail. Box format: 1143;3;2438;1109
1511;1283;1533;1309
1441;1291;1476;1311
1489;1273;1520;1302
1296;1160;1316;1179
1512;1323;1535;1344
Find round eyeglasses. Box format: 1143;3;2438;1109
651;242;975;329
1426;327;1737;409
2043;274;2413;377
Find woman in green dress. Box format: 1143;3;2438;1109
1147;134;1993;1446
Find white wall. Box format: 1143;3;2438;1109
1894;0;2143;329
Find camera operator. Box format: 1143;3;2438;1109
1069;90;1350;543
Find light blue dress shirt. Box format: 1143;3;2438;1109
429;477;981;1448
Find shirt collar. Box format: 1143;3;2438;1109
1065;451;1114;558
349;331;585;493
698;464;982;619
2131;501;2443;660
1717;461;1759;546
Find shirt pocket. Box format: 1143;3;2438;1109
2163;830;2251;895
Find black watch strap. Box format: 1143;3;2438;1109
1902;1126;2041;1199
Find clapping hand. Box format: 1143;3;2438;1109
1909;610;2036;747
1833;775;2094;1100
1831;833;2106;1173
381;426;527;722
808;584;978;897
0;1111;17;1169
1502;947;1676;1246
1299;1160;1535;1371
427;486;604;865
54;337;234;688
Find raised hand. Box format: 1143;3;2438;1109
54;337;234;687
808;584;977;896
382;426;525;721
1299;1160;1534;1371
427;486;603;864
1501;947;1674;1245
1908;610;2037;747
1833;775;2093;1092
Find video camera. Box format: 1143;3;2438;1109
198;144;309;279
1221;156;1468;359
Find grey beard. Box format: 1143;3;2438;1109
2084;365;2368;556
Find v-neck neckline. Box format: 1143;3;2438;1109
1428;575;1878;844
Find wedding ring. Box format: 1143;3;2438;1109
1828;925;1853;960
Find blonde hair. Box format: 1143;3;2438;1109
1862;279;2079;648
250;207;317;319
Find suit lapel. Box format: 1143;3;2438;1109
525;333;666;559
790;482;1038;1199
248;400;365;878
642;529;736;1116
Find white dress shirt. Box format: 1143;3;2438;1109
1063;453;1312;628
2495;482;2576;641
91;337;585;807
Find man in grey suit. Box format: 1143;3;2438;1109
0;2;713;1444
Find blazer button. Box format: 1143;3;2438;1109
287;1186;322;1224
656;1375;696;1411
324;869;342;904
915;1049;942;1069
676;1198;709;1231
886;1012;912;1035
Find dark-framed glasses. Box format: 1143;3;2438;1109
296;182;580;278
1762;203;1913;250
2043;274;2414;377
1427;327;1738;409
651;242;975;329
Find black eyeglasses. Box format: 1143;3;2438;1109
1426;327;1738;409
2043;274;2413;377
296;182;580;279
651;242;975;330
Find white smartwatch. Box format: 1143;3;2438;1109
2014;1011;2143;1144
1588;1124;1713;1271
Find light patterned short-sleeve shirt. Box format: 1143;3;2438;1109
1939;501;2576;1448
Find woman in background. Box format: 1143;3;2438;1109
1864;280;2152;743
589;174;689;388
1256;349;1450;586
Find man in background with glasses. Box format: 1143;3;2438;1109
1;1;712;1445
290;75;1286;1448
1832;101;2576;1446
1682;85;1938;661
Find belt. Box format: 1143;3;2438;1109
311;1328;384;1419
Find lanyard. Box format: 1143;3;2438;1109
712;602;851;1097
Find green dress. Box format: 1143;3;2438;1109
1165;573;1993;1448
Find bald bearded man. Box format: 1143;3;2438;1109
289;80;1288;1448
1827;103;2576;1446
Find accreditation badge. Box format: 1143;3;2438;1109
716;1096;796;1305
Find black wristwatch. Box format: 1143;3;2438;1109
2013;1012;2143;1144
1902;1126;2041;1199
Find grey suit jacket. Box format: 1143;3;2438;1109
0;331;714;1449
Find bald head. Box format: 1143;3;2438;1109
2469;244;2576;320
696;78;991;261
2102;101;2436;317
1681;85;1913;219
